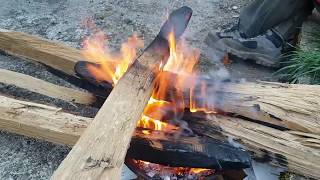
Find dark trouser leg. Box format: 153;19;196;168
239;0;314;39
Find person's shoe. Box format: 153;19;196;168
205;29;285;68
216;25;244;39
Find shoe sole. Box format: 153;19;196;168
205;33;280;68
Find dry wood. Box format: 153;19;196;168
0;94;90;146
81;71;320;135
51;7;193;179
156;72;320;135
0;29;83;75
188;114;320;179
0;69;96;105
0;95;251;170
219;82;320;134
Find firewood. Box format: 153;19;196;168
0;94;250;170
74;69;320;135
186;113;320;179
51;7;193;180
0;93;318;178
0;94;90;145
0;69;96;105
0;29;82;75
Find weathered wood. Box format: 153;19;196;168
0;29;82;75
51;7;193;180
0;69;96;105
218;81;320;134
186;113;320;179
0;94;90;146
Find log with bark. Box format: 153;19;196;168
51;6;193;180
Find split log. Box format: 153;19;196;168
0;29;83;76
51;7;193;180
0;69;96;105
0;94;90;145
186;113;320;179
0;94;250;169
74;68;320;135
0;93;318;178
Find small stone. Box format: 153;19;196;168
232;5;238;10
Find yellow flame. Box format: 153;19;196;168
82;32;143;85
82;28;216;134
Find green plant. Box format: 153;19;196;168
275;26;320;84
275;50;320;84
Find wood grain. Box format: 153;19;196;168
0;69;96;105
0;29;83;75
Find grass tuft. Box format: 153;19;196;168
275;25;320;84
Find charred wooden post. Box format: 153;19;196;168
51;6;193;180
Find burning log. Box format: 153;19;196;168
51;7;193;180
0;93;319;178
186;113;320;179
75;69;320;135
0;94;250;170
0;29;83;76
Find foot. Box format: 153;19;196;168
206;28;285;68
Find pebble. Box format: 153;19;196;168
232;5;238;10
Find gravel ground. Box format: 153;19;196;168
0;0;280;179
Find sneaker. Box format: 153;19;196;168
216;25;244;39
206;29;285;68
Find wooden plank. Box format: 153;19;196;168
51;7;193;180
0;29;83;75
0;69;96;105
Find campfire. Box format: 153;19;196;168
76;6;250;179
1;5;319;180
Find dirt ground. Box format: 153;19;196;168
0;0;279;179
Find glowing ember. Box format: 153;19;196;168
132;159;215;179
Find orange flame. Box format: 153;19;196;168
82;31;143;84
82;29;216;134
137;31;200;133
